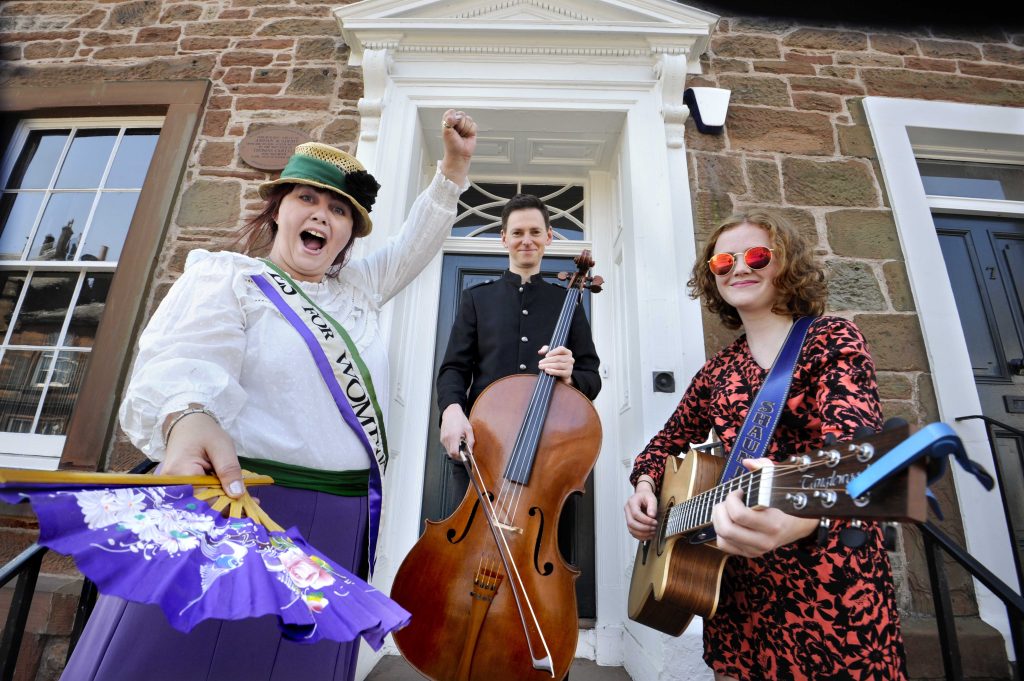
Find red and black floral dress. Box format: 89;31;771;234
630;316;906;681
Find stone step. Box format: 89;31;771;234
903;615;1013;680
365;655;633;680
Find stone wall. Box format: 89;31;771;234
0;2;1021;679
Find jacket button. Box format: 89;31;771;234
521;336;528;342
519;364;527;370
522;309;528;315
518;286;524;292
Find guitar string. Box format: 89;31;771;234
660;445;893;532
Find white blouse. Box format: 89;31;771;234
119;169;463;472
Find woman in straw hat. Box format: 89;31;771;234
62;110;477;681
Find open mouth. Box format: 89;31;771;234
301;229;327;253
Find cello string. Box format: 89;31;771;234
495;283;578;522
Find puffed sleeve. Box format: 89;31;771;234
629;364;715;491
118;251;249;460
346;166;465;306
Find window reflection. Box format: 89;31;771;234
0;271;27;339
5;130;68;190
54;129;117;190
36;351;90;435
65;272;112;348
105;130;160;189
0;349;44;433
81;192;138;261
0;193;45;261
918;160;1024;202
29;192;95;261
7;272;77;346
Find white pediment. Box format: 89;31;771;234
335;0;718;64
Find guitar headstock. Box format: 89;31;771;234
763;424;928;523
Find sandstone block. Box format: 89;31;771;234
919;39;982;60
904;56;957;73
693;153;746;195
752;59;816;75
727;106;834;156
711;34;781;59
784;28;868;51
718;74;790;107
160;4;203;23
827;260;886;311
103;0;160;29
877;372;913;400
792;92;842;112
176;180;241;228
745;159;781;202
883;261;915;312
869;34;917;55
783;159;878;207
287;67;336;96
136;27;181;44
863;68;1024;105
258;19;339;37
855;313;929;371
826;210;901;259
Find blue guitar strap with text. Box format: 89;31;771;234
691;315;815;544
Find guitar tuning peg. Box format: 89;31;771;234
883;417;909;432
883;522;898;551
839;522;868;549
815;518;831;547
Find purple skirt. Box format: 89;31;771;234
61;486;368;681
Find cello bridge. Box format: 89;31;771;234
495;521;523;534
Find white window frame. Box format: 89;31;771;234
864;96;1024;652
0;116;163;469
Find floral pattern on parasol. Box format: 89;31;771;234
0;471;409;649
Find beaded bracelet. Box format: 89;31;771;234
164;406;219;443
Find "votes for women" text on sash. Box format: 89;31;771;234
252;260;388;574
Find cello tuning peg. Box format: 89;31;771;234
588;275;604;293
557;272;569;281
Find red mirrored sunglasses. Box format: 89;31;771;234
707;246;774;276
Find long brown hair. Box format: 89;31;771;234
238;183;362;277
688;210;827;329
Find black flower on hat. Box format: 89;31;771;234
344;170;381;213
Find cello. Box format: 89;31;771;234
390;251;604;681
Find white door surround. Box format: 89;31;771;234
335;2;719;677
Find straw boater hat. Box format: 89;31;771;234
258;142;381;237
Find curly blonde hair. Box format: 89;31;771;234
688;211;827;329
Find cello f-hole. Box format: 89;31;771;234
529;507;554;576
447;493;492;545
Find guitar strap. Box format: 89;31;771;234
691;315;815;544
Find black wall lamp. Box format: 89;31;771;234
683;87;731;135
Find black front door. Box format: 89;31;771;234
937;215;1024;559
420;252;597;621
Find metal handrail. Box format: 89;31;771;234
0;460;156;679
923;414;1024;681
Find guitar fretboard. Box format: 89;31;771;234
664;467;774;539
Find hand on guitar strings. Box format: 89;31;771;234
624;476;659;540
712;459;819;558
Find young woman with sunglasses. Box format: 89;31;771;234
624;211;906;680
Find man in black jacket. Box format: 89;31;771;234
436;193;601;459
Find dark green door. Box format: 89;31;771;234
937;215;1024;562
420;252;597;621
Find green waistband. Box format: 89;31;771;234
238;456;369;497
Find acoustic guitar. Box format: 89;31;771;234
627;424;928;636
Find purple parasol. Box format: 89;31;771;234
0;471;409;649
